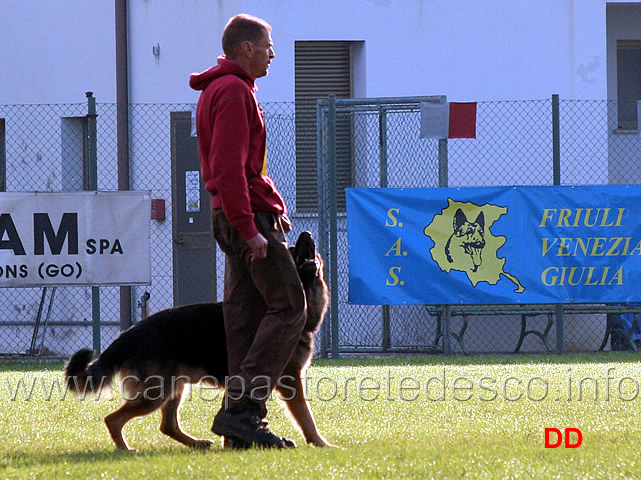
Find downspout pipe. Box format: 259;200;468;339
115;0;132;331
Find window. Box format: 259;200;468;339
616;40;641;130
60;117;87;190
295;41;354;212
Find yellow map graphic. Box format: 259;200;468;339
423;199;524;292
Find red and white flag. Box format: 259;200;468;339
420;102;477;139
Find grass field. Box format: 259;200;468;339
1;353;640;479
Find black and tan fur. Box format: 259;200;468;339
65;231;330;451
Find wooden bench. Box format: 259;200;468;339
426;304;641;354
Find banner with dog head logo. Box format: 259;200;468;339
346;186;641;304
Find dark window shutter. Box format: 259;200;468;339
617;40;641;129
295;41;353;212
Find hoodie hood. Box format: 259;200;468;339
189;56;255;91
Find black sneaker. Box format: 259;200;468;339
223;435;296;450
223;436;252;450
212;403;296;449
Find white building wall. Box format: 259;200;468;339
131;0;610;103
0;0;623;105
0;1;115;104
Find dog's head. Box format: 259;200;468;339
289;231;329;343
452;209;485;240
451;209;486;270
290;231;323;287
290;231;328;334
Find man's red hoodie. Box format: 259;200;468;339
189;57;286;241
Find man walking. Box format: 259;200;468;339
189;14;306;449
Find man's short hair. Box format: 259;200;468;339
222;14;272;57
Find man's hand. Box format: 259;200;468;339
247;233;268;261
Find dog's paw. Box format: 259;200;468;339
308;437;338;448
114;447;138;453
189;439;213;450
315;440;343;449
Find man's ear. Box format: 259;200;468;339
239;40;253;57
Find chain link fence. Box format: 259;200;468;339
317;96;641;355
0;101;121;357
1;96;640;357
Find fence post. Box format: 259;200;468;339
438;138;448;188
0;118;5;192
85;92;101;354
552;93;564;354
441;305;452;355
555;304;564;354
328;94;340;358
552;94;561;185
316;100;329;358
437;101;452;354
379;106;391;351
86;92;98;190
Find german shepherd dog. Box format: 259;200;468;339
445;209;486;273
65;231;330;451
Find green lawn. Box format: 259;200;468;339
0;354;640;479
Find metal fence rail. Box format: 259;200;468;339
0;95;640;357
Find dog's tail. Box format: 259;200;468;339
65;348;115;399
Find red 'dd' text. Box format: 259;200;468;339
545;427;582;448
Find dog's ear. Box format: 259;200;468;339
453;209;467;229
474;211;485;229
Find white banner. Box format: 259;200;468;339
419;101;449;139
0;191;151;287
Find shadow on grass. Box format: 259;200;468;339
1;445;221;469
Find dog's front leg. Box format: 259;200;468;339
160;392;213;449
278;374;332;447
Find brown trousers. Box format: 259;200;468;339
212;209;306;415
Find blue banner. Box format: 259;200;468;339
346;186;641;304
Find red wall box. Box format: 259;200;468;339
151;198;166;220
